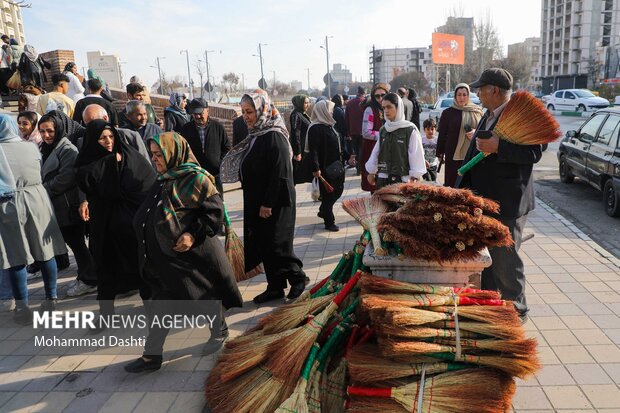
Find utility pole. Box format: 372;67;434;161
204;50;215;101
306;68;311;92
258;43;266;85
155;56;164;94
180;49;192;99
325;36;331;97
271;70;276;92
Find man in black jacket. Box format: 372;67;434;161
73;78;119;126
180;98;231;194
456;68;542;323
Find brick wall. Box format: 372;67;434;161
39;50;75;92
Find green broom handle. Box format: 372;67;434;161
301;343;321;380
223;203;232;227
457;152;487;176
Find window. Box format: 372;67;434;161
574;90;595;98
596;115;620;146
440;99;454;108
555;91;564;98
565;91;575;99
579;114;607;141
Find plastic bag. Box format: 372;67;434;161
310;177;320;202
6;71;20;90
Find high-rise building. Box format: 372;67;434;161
87;51;123;88
508;37;542;89
368;47;433;86
0;1;26;45
540;0;620;92
331;63;352;85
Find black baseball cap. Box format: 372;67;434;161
188;98;208;114
470;68;513;90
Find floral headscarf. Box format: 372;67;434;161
241;93;289;140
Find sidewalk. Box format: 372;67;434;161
1;170;619;412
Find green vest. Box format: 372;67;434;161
377;126;413;177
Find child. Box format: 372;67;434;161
422;118;439;181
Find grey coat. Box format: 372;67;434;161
402;98;414;122
41;137;82;227
0;141;66;269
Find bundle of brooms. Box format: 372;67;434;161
223;204;264;282
457;90;562;176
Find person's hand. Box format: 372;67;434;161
312;170;321;178
78;201;89;222
367;173;376;186
259;206;272;219
437;153;445;162
476;132;500;154
294;154;302;162
173;232;195;252
348;155;356;166
157;119;164;128
425;160;431;169
465;130;474;140
116;152;122;162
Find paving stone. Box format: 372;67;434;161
535;365;576;385
132;391;178;413
539;329;580;346
99;391;144;413
28;391;75;412
553;345;596;364
587;345;620;363
566;363;614;385
580;384;620;408
0;391;46;413
543;385;592;409
512;386;553;410
572;329;614;345
169;392;205;412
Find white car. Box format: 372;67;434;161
429;93;481;126
546;89;609;112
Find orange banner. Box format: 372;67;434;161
432;33;465;65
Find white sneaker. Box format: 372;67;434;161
27;271;42;281
66;280;97;297
0;298;15;312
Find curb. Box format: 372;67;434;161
550;110;591;118
536;198;620;268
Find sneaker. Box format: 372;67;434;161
66;280;97;297
27;271;42;281
0;299;15;312
202;326;229;355
39;298;57;312
26;263;40;274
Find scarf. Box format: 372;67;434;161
87;69;107;88
23;44;38;62
451;84;484;161
46;109;85;143
75;119;119;168
0;114;19;200
304;100;337;153
384;95;415;133
39;113;67;164
165;92;190;120
19;113;41;144
149;132;217;222
291;94;308;114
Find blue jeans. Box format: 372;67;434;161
0;269;13;300
8;258;58;309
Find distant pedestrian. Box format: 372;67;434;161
163;92;190;133
345;86;366;173
436;83;483;187
289;94;312;184
63;62;85;102
36;74;75;118
397;88;413;122
87;69;114;102
331;94;349;163
360;83;389;192
18;45;50;91
72;78;118;125
0;35;11;96
408;87;422;129
365;93;426;189
421;118;439;181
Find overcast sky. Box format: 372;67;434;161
21;0;541;90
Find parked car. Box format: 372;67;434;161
558;107;620;216
429;93;481;127
546;89;610;112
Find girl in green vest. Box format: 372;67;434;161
365;93;427;189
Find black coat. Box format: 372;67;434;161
73;96;119;126
455;113;542;219
179;119;230;178
18;54;50;90
290;110;313;184
232;116;248;146
240;131;300;272
76;143;156;292
164;108;190;133
134;181;242;308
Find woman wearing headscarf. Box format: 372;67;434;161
87;69;114;102
75;119;156;330
18;45;50;91
331;94;349;164
408;87;422;129
63;62;85;102
289;94;312;184
0;114;66;324
163;92;190;133
308;100;344;231
360;83;389;192
125;132;242;373
17;111;41;145
237;92;306;304
365;93;427;189
436;83;484;187
38;112;97;297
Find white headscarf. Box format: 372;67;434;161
310;100;336;126
384;95;415;132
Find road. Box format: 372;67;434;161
421;108;620;258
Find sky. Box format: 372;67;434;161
21;0;542;91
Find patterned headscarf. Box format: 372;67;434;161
241;93;289;140
148;132;217;221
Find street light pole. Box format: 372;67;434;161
320;36;333;97
204;50;215;101
257;43;267;86
180;49;192;99
155;56;165;94
271;70;276;91
306;68;310;92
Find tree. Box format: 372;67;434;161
390;71;430;95
467;11;503;80
498;45;532;89
195;60;206;98
221;72;240;94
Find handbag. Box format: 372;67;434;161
6;71;20;90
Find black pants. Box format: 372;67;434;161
351;135;362;172
376;175;403;190
319;178;344;227
482;214;528;314
423;165;437;182
60;224;97;286
0;68;11;94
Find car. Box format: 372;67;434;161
428;93;481;126
546;89;610;112
557;107;620;217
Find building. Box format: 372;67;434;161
435;17;474;57
290;80;302;92
540;0;620;93
331;63;352;85
407;47;434;81
87;51;123;88
507;37;542;89
0;1;26;45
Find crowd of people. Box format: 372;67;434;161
0;45;539;373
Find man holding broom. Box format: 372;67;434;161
456;68;543;323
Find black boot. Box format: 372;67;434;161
124;355;163;373
253;289;285;304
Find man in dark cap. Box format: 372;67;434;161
345;86;367;173
180;98;231;194
456;68;542;324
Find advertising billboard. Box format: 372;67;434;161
432;33;465;65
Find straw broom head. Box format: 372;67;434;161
377;324;484;340
495;90;562;145
346;396;407;413
342;196;390;255
424;304;520;326
262;293;336;334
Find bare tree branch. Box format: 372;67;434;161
6;1;32;8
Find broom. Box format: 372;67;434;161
274;343;321;413
361;293;506;311
347;369;515;413
457;90;561;176
342;196;390;255
379;337;537;358
318;175;334;193
223;203;264;282
359;274;500;299
378;305;520;327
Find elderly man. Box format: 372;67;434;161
179;98;230;194
117;83;162;128
397;87;414;122
122;100;163;143
456;68;542;324
73;79;118;126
